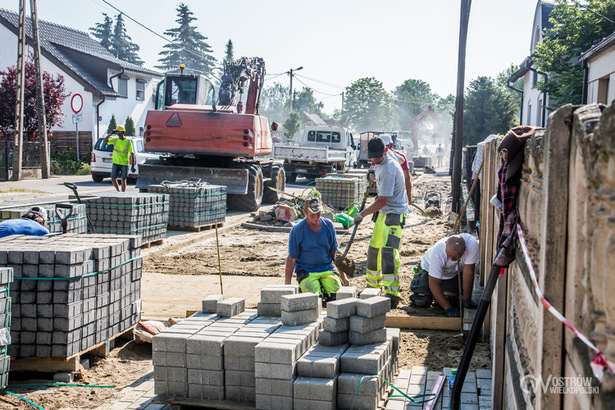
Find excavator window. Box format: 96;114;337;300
165;77;197;107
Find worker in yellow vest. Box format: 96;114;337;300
103;125;136;192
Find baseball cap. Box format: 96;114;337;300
368;137;385;159
380;134;392;146
305;197;323;214
27;206;47;221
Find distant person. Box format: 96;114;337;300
410;234;479;317
103;125;135;192
436;144;444;167
285;197;350;302
0;206;49;238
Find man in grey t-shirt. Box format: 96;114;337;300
353;137;409;308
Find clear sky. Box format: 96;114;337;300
3;0;541;115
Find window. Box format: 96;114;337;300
316;132;330;143
598;76;609;105
135;140;145;153
118;78;128;98
331;132;341;143
308;131;316;142
136;80;146;101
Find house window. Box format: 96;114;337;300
598;76;609;105
118;77;128;98
527;102;532;126
136;80;146;101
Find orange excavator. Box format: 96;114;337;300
137;58;285;211
409;106;439;155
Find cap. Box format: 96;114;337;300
380;134;393;146
368;137;385;159
27;206;47;221
305;197;323;214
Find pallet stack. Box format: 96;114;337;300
0;267;13;389
0;234;142;358
257;285;299;317
315;177;361;210
78;193;169;245
148;182;226;229
0;203;87;234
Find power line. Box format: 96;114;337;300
292;76;340;97
571;0;615;24
293;73;345;90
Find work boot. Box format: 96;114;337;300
385;294;401;309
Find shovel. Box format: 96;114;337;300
54;203;74;234
63;182;96;233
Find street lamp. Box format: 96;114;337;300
288;66;303;111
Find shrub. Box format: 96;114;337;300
50;150;87;175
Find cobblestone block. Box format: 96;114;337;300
359;288;381;299
281;308;320;326
281;293;319;312
349;314;386;333
255;377;294;397
201;295;223;313
257;302;281;317
318;329;348;346
294;376;336;401
326;298;358;319
323;316;349;333
356;296;391;318
335;286;357;300
216;298;245;317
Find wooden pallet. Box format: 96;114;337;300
10;325;135;373
141;238;164;248
168;222;224;232
153;395;255;409
385;315;472;331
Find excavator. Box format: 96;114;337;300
137;57;285;211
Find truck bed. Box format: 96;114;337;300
274;145;347;163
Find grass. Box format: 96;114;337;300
0;188;46;194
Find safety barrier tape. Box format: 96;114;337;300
515;223;614;378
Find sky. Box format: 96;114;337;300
3;0;541;115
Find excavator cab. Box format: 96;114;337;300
154;74;215;110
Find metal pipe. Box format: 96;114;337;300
95;94;106;141
506;80;524;125
582;59;589;104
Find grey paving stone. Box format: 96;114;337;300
349;328;387;345
359;288;381;299
318;329;349;346
323;316;349;332
349;314;386;333
281;308;319;326
257;302;281;317
293;376;336;401
356;296;391;318
201;295;223;313
281;293;319;312
336;286;357;300
326;297;358;319
261;286;297;303
255;377;294;397
216;297;245;317
254;342;296;364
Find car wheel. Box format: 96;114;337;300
92;174;104;183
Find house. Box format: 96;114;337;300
581;31;615;105
0;8;162;156
507;0;555;127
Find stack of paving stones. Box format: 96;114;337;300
78;192;169;245
281;293;322;326
148;182;226;228
257;284;299;317
0;234;142;358
315;177;361;210
0;267;13;389
326;172;369;198
0;203;87;234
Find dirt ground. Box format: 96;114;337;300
0;172;490;409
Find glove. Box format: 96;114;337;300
353;214;363;225
464;299;478;309
446;307;460;318
131;165;136;173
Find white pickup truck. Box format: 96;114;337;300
274;126;357;183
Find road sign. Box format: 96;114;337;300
72;113;83;124
71;94;83;114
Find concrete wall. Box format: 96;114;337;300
481;103;615;409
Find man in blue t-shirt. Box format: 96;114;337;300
285;197;350;302
0;206;49;238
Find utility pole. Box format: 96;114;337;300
451;0;471;215
341;92;345;113
11;0;26;181
288;66;303;112
31;0;49;178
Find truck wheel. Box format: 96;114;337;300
227;164;264;212
92;173;104;183
263;164;286;204
286;172;297;184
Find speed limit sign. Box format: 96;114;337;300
71;94;83;114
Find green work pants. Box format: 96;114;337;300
298;270;342;299
366;212;404;298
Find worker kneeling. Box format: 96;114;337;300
0;206;49;238
285;197;350;302
410;234;479;317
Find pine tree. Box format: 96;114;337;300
89;13;113;52
224;40;235;65
107;115;117;135
156;3;217;74
110;14;144;65
124;116;136;136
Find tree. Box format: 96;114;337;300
156;3;217;74
393;79;438;130
224;40;235;65
0;56;68;141
463;76;517;146
293;87;325;118
283;112;301;140
124;116;136;136
107;115;118;135
534;0;615;105
341;77;393;131
260;82;289;123
110;14;144;65
89;13;113;51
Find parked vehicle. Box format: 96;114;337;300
274;126;356;183
90;136;163;183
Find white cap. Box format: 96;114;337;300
26;206;47;221
381;134;393;146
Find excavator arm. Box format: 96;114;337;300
410;106;439;152
218;57;266;114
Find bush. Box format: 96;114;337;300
50;150;87;175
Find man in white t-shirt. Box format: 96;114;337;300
410;234;479;317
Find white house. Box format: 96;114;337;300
581;31;615;105
0;8;162;153
507;0;555;127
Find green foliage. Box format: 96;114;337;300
393;79;438;130
341;77;393;131
124;116;136;136
534;0;615;105
50;150;88;175
261;82;290;123
90;13;143;65
89;13;113;50
156;3;217;74
107;115;117;134
224;40;235;65
283;112;301;140
293;87;325;119
463;76;518;146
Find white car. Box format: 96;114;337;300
90;136;163;183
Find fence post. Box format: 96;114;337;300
4;141;10;181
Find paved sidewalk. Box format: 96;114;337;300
96;370;169;410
